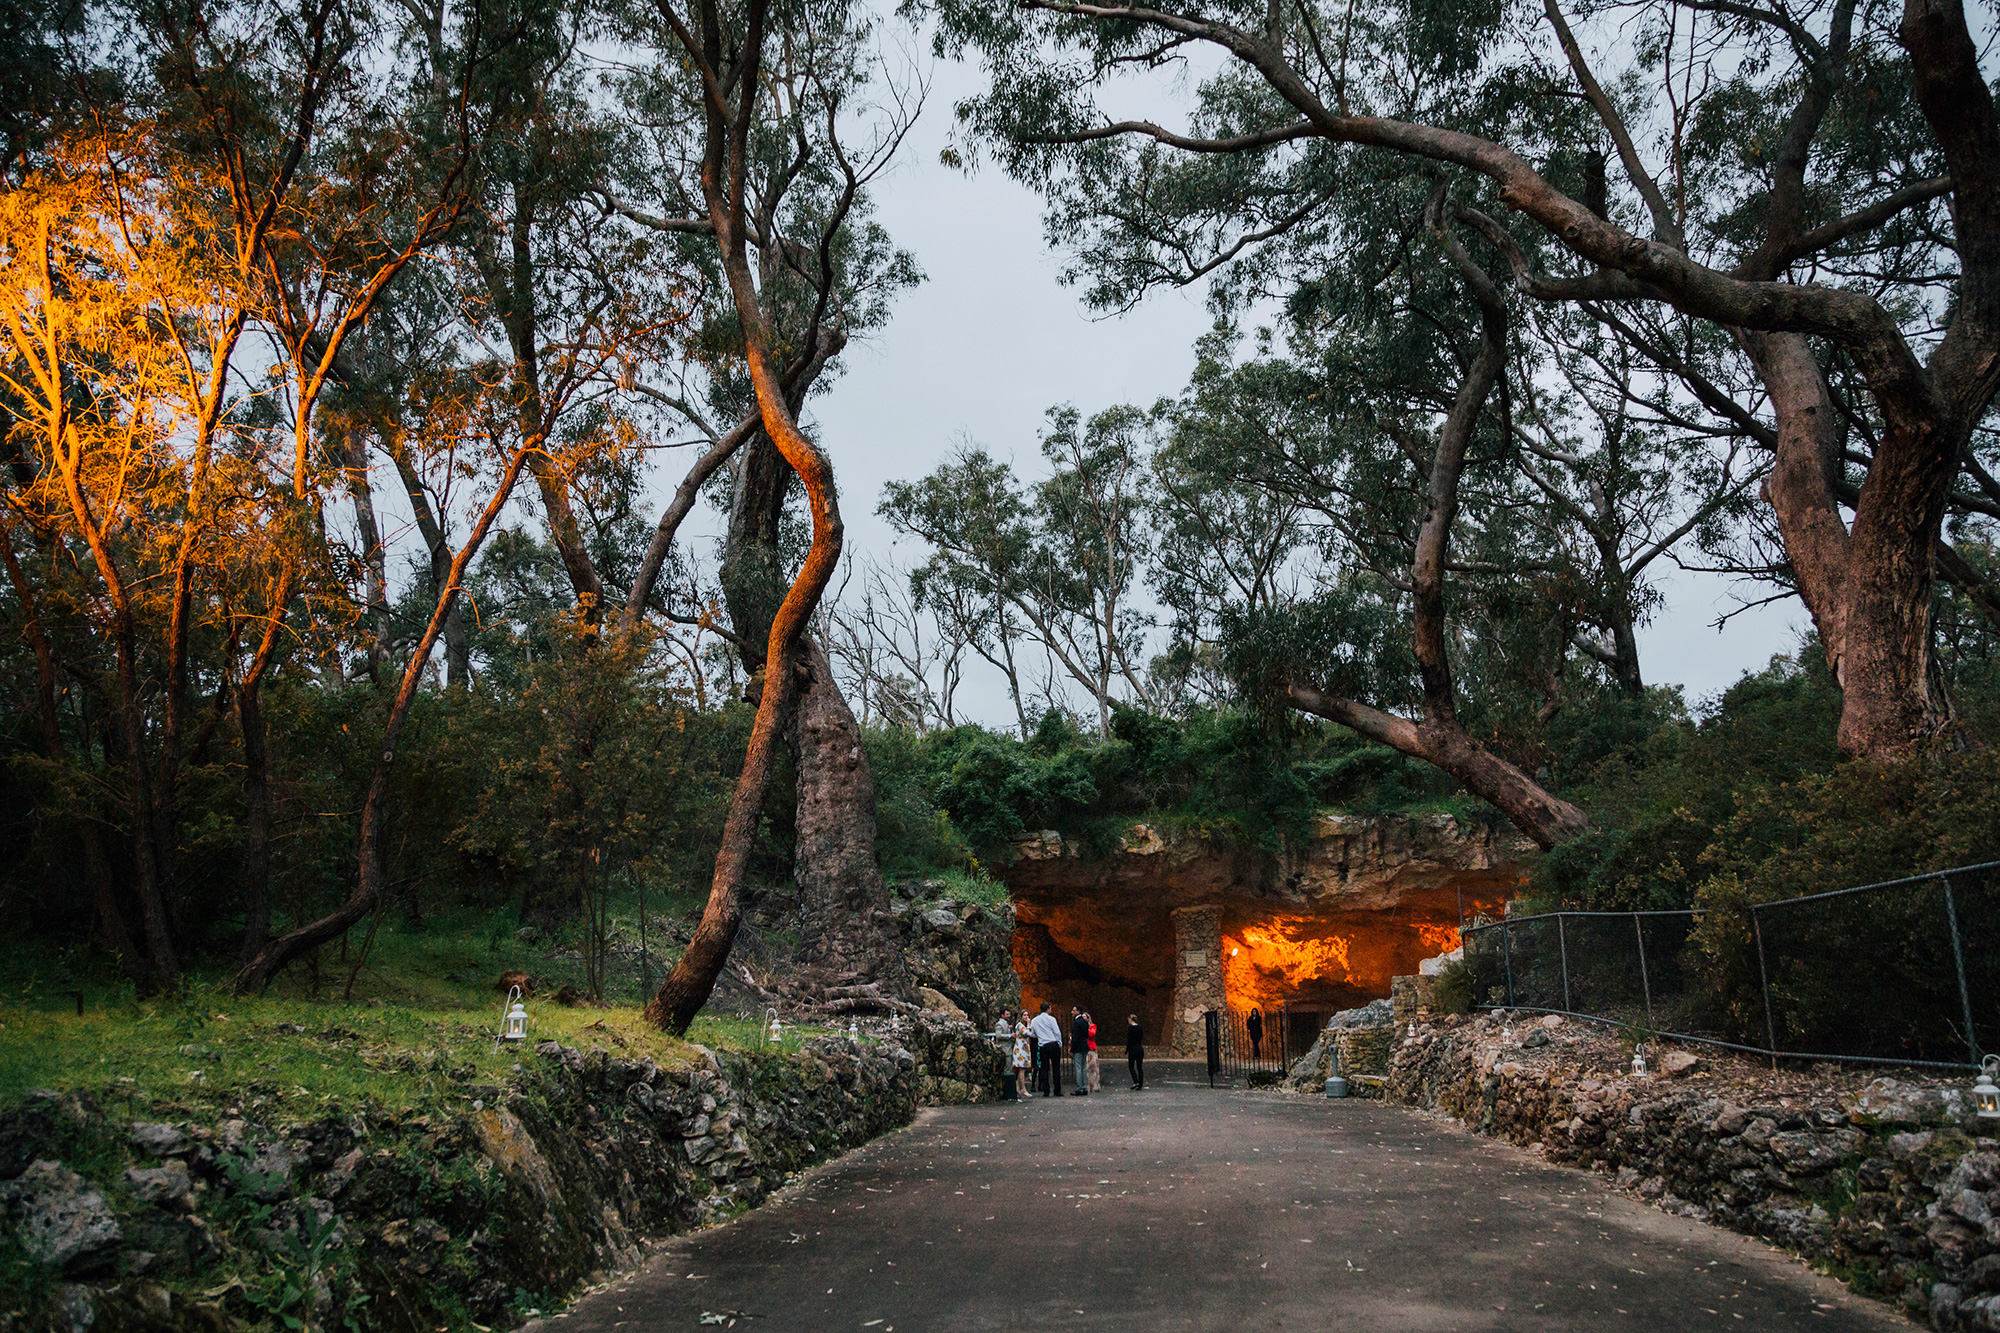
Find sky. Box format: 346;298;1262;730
699;54;1815;727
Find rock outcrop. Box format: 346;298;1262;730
0;1032;922;1333
889;886;1021;1032
1386;1010;2000;1328
1004;814;1532;1045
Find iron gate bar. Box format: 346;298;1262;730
1750;858;2000;907
1454;859;2000;1071
1939;873;1982;1064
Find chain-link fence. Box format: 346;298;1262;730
1462;861;2000;1070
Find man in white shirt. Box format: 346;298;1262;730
1028;1003;1065;1097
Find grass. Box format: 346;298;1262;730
906;866;1012;909
0;910;835;1116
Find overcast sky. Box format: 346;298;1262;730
733;55;1814;727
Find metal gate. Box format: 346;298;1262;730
1203;1002;1327;1086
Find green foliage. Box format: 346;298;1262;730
910;704;1462;863
1431;958;1474;1015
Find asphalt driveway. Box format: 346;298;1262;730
544;1072;1908;1332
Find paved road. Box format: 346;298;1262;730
550;1072;1908;1332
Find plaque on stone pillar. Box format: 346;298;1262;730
1185;951;1207;968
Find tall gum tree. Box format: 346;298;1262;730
613;0;919;1032
933;0;2000;765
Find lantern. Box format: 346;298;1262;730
497;984;528;1045
1631;1045;1648;1079
766;1008;783;1045
1975;1055;2000;1120
848;1018;860;1040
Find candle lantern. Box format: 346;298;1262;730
495;984;529;1049
1631;1044;1648;1078
1975;1055;2000;1120
766;1007;784;1045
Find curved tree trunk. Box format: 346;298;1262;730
1286;202;1591;852
234;445;535;993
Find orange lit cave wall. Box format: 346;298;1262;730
1010;878;1512;1037
1220;912;1461;1011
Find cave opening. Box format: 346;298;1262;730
1009;881;1509;1056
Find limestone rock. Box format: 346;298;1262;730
3;1160;121;1272
127;1123;184;1158
123;1162;192;1211
916;987;970;1025
1660;1051;1701;1078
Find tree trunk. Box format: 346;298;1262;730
234;444;536;993
1288;686;1589;848
1746;329;1953;757
1280;206;1591;852
342;432;393;681
237;677;273;963
792;638;912;994
0;526;149;988
387;443;469;688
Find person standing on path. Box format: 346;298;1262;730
1069;1007;1091;1096
1029;1003;1064;1097
1247;1007;1265;1060
1086;1014;1101;1092
1125;1014;1144;1090
1012;1014;1032;1096
995;1010;1017;1100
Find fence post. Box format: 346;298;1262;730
1752;905;1779;1064
1558;914;1571;1014
1939;874;1981;1064
1633;914;1654;1029
1503;919;1516;1009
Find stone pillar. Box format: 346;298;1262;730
1168;905;1225;1056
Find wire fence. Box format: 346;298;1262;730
1461;861;2000;1070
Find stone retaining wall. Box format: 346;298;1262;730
1386;1011;2000;1329
0;1032;923;1333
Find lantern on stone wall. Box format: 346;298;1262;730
1975;1055;2000;1120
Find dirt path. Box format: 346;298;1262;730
544;1079;1908;1331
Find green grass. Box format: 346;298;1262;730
0;913;832;1115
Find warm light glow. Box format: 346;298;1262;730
1412;922;1462;954
1224;917;1354;1008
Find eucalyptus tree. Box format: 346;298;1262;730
603;0;922;1031
935;0;1999;764
881;405;1159;736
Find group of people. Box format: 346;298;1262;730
994;1001;1144;1097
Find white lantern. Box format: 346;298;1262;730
1975;1055;2000;1120
1631;1045;1648;1079
766;1007;784;1045
848;1018;860;1039
496;980;528;1040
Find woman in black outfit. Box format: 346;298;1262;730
1247;1007;1264;1059
1125;1014;1144;1090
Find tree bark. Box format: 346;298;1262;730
792;638;912;993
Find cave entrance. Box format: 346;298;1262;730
1010;892;1482;1059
